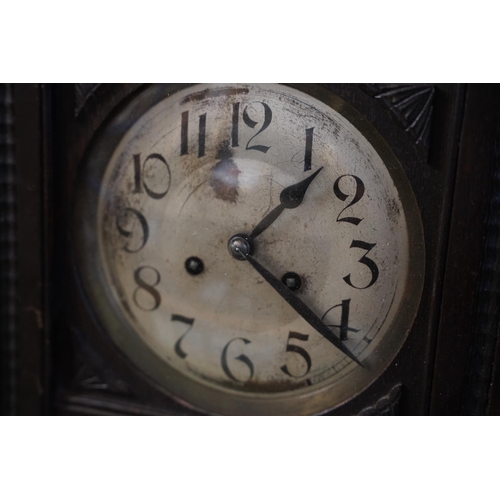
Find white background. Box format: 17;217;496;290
1;1;498;498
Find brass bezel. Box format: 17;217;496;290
73;83;425;415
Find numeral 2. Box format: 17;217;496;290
333;175;365;225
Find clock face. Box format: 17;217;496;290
74;83;424;415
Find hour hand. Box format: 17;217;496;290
240;251;363;367
248;167;323;241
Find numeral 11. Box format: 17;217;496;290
180;111;207;158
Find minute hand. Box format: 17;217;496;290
248;167;323;241
243;253;363;367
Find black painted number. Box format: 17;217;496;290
241;102;272;153
133;153;171;199
133;266;161;311
333;175;365;225
115;207;149;253
321;299;360;341
221;338;254;382
180;110;208;158
231;102;240;147
280;332;312;378
171;314;194;359
303;127;314;171
343;240;379;289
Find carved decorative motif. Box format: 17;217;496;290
361;84;435;161
74;360;112;392
74;361;133;397
72;328;131;395
74;358;132;395
358;384;402;415
0;84;17;415
75;83;101;116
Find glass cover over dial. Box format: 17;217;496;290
76;83;424;415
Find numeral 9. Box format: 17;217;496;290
116;207;149;253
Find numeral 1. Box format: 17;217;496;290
304;127;314;171
198;113;206;158
133;154;142;193
232;102;239;147
180;111;189;156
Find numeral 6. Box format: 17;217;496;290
221;338;254;382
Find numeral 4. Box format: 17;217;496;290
322;299;359;341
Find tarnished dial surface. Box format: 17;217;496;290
76;83;424;415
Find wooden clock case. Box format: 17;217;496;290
2;83;500;415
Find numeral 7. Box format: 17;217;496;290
171;314;195;359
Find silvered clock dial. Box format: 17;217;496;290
74;83;425;415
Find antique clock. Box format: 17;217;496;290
2;83;500;415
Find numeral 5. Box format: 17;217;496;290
280;332;312;378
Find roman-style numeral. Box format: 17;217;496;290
180;111;207;157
